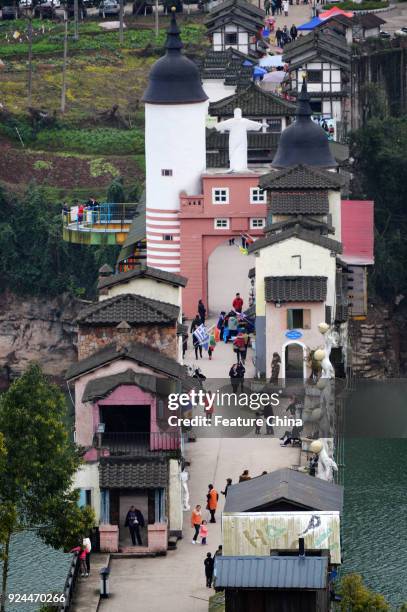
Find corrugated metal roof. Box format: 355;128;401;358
224;469;343;512
341;200;374;265
214;555;328;589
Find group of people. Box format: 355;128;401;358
70;535;92;578
62;197;100;224
275;24;298;47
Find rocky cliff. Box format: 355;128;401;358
0;291;82;387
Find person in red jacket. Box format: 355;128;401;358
232;293;243;313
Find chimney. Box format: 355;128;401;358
298;537;305;558
98;263;114;297
116;320;131;353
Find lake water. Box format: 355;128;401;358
1;531;71;612
342;438;407;608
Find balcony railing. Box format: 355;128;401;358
62;202;137;234
180;195;204;213
96;431;181;457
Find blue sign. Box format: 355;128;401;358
285;330;303;340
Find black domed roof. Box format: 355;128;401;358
272;80;337;169
142;12;208;105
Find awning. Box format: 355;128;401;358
297;16;323;30
319;7;354;19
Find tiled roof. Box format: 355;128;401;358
283;29;351;69
77;294;179;326
82;369;175;403
119;191;146;261
209;83;295;117
353;12;385;28
99;458;168;489
248;225;342;254
259;165;345;191
207;129;280;150
199;48;253;87
265;217;332;234
98;265;187;290
205;0;265;33
208;0;265;19
270;191;329;214
66;341;189;381
214;555;329;589
265;276;328;302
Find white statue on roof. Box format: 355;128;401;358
215;108;264;172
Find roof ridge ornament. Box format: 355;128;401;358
165;8;183;52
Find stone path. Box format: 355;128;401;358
70;553;109;612
99;322;300;612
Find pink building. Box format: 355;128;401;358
180;171;267;318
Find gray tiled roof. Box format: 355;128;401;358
260;165;345;191
66;340;189;381
214;555;329;589
77;294;179;326
98;265;187;290
270;191;329;214
224;468;343;512
265;276;327;302
82;369;176;403
209;82;296;118
248;225;342;254
119;191;146;261
283;29;351;70
99;458;168;489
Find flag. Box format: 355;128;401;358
193;324;210;350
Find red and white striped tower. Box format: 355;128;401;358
142;11;208;272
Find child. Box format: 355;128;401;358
200;520;208;545
70;545;88;577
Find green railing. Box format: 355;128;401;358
62;202;137;233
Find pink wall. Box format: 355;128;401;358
73;359;167;449
180;173;267;318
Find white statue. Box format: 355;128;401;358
214;108;264;172
309;438;338;482
317;323;339;380
180;469;190;511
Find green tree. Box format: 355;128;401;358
337;574;389;611
107;176;126;203
350;117;407;299
0;364;95;611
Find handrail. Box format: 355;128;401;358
98;431;181;456
58;551;80;611
62;202;137;233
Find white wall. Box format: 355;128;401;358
73;463;101;523
168;459;183;535
202;79;236;103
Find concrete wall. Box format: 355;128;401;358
77;324;178;361
202;79;236;103
101;277;182;311
168;459;183;537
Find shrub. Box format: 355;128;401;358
33;160;54;171
89;158;120;178
34;128;144;155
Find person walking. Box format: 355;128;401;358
232;292;243;313
236;361;246;391
275;26;283;46
83;535;92;576
207;484;219;523
208;333;216;360
221;478;232;497
217;311;226;341
290;23;298;41
198;299;206;324
191;314;203;359
264;0;270;14
239;469;251;482
191;504;202;543
199;520;208;545
229;363;239;394
276;0;282;15
204;552;214;588
283;0;289;16
232;332;246;364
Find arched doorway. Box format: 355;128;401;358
207;241;255;316
284;342;305;379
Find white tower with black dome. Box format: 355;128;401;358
142;11;208;273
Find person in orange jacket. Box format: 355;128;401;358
206;484;219;523
191;504;202;544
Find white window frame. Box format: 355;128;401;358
214;218;230;229
250;217;266;229
250;187;266;204
212;187;229;204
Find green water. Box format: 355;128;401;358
1;532;71;612
343;439;407;608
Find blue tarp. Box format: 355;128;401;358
253;66;267;78
243;59;254;67
297;16;323;30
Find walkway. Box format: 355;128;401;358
99;322;300;612
71;553;109;612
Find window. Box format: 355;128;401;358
310;100;322;113
287;309;311;330
250;187;266;204
161;169;173;176
225;32;238;45
212;188;229;204
307;70;322;83
163;234;173;241
214;218;230;229
250;218;266;229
